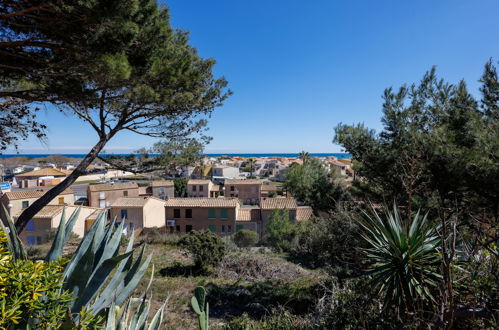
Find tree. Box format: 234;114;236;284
174;177;189;197
101;137;207;175
247;158;256;178
11;0;230;232
233;229;259;248
178;230;226;273
298;150;310;162
265;210;306;252
284;158;347;212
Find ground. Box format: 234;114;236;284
28;235;324;329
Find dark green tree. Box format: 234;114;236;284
284;157;347;212
9;0;230;232
174;177;189;197
233;229;259;248
178;230;226;273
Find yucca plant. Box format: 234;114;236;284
359;204;442;313
0;206;166;328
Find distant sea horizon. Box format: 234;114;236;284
0;153;351;159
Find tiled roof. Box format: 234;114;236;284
188;179;211;185
15;168;68;177
261;185;278;191
88;182;138;192
13;205;64;219
236;208;253;221
150;180;174;187
296;206;314;221
1;188;73;200
110;196;160;208
165;198;239;208
225;179;263;185
260;198;298;210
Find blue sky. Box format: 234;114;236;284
9;0;499;154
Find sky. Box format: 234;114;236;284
8;0;499;154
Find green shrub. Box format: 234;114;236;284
234;229;259;248
178;230;226;273
265;210;307;253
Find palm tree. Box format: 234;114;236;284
359;205;441;314
247;158;256;178
299;151;310;162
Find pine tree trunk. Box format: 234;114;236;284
15;136;109;232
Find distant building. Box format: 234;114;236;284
147;180;175;200
14;168;69;188
109;196;167;234
211;166;240;180
165;198;239;235
87;182;139;208
224;179;263;204
187;179;218;198
0;188;75;216
260;198;298;235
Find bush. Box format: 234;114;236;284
178;230;226;273
234;229;259;248
265;210;307;253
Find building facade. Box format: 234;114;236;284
87;182;139;208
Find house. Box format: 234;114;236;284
224;179;263;205
0;188;75;216
13;205;103;246
236;206;261;233
147;180;175;200
211;166;240;180
187;179;216;197
165;198;239;235
14;168;69;188
260;198;298;235
87;182;139;208
261;184;279;198
109;196;167;234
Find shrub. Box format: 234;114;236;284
234;229;259;248
265;210;307;253
178;230;226;273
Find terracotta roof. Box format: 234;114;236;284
88;182;138;192
13;205;64;219
236;208;252;221
260;198;298;210
165;198;239;208
261;185;278;191
225;179;263;185
188;179;211;185
1;188;73;200
150;180;174;187
15;168;68;177
110;196;162;208
296;206;314;221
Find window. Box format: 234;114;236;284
58;197;65;204
160;196;165;200
27;236;36;246
199;185;204;191
236;225;243;232
228;225;232;233
174;209;181;218
186;225;193;233
129;222;134;230
159;188;165;194
230;186;235;191
123;190;128;197
221;225;225;233
220;208;228;219
99;192;106;199
208;225;216;233
22;201;29;209
176;225;180;232
121;209;128;219
26;220;35;232
208;208;216;219
230;194;234;197
36;236;42;245
185;209;192;218
192;185;197;191
99;200;106;208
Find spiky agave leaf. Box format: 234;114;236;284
359;204;441;312
0;204;27;260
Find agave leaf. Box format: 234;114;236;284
105;302;116;330
64;206;82;242
114;252;153;307
148;298;168;330
0;204;27;260
46;207;67;261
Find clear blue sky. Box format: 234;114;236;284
9;0;499;154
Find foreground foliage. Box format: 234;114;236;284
179;230;226;273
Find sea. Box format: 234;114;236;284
0;153;351;159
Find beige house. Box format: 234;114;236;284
187;179;217;197
109;196;166;233
14;205;103;246
236;207;260;233
14;168;69;188
87;182;139;208
147;180;175;200
165;198;239;235
224;179;263;204
0;188;75;217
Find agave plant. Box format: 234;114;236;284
0;205;166;328
359;205;442;312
